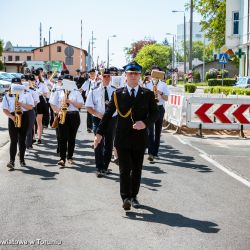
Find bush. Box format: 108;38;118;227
204;87;250;96
207;78;236;86
205;68;218;81
0;60;4;71
192;70;201;83
185;84;197;93
166;79;172;85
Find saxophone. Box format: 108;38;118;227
59;90;70;125
153;80;159;103
15;94;22;128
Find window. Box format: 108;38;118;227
8;55;13;61
57;46;62;52
27;56;31;61
233;11;239;35
15;56;20;61
40;48;43;52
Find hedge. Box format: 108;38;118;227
184;84;197;93
166;79;172;85
207;78;236;86
204;86;250;96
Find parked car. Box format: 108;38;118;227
0;72;13;82
235;76;250;88
9;72;24;78
0;79;11;95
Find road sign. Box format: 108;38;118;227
218;53;229;64
187;97;250;130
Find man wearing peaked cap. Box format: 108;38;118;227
88;68;96;73
63;74;74;81
11;77;22;84
94;61;159;211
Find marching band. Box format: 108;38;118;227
1;62;170;210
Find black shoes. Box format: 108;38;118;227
148;154;154;162
96;170;104;178
123;198;131;211
113;158;119;165
57;160;65;168
6;161;15;171
20;161;26;167
37;139;42;144
131;197;141;209
87;128;92;133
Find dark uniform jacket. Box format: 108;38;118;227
97;86;159;150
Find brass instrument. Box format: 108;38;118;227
48;70;57;82
59;90;70;125
14;94;22;128
153;80;159;103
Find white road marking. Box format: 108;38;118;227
175;135;250;188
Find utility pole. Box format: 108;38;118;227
184;13;186;75
189;0;193;71
91;31;94;68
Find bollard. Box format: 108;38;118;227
239;124;246;139
196;123;203;138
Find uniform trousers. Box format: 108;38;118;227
93;116;116;171
117;147;145;201
26;109;36;148
9;111;29;162
58;111;80;161
148;105;165;157
87;111;93;130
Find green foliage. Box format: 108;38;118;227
135;44;172;73
192;0;226;49
124;39;156;61
185;84;197;93
204;87;250;96
192;70;201;83
166;79;172;85
205;68;229;81
0;60;4;70
0;39;3;56
207;78;236;86
185;41;213;62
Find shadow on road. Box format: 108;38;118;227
156;143;213;173
125;205;220;233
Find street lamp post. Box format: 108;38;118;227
189;0;194;71
107;35;117;68
166;33;175;85
172;10;186;75
49;27;52;61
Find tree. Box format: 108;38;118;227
0;39;4;70
185;41;213;62
135;44;172;73
191;0;226;49
124;39;156;61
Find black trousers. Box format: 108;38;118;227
148;105;165;156
117;147;145;200
87;111;93;130
58;112;80;161
42;98;50;127
93;116;116;171
8;111;29;162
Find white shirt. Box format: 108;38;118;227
81;79;100;97
126;85;139;97
144;80;170;105
37;82;49;97
85;83;117;116
2;91;34;112
28;88;40;107
49;89;84;111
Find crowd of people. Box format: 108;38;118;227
1;61;170;210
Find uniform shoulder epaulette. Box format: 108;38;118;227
111;85;116;89
92;85;99;91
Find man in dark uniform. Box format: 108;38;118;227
94;61;159;211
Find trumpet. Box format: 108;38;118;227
15;94;22;128
59;90;70;125
153;80;159;103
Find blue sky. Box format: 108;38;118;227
1;0;201;68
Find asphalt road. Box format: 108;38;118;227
0;110;249;250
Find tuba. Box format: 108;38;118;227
15;94;22;128
59;90;70;125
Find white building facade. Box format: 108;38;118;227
226;0;250;76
